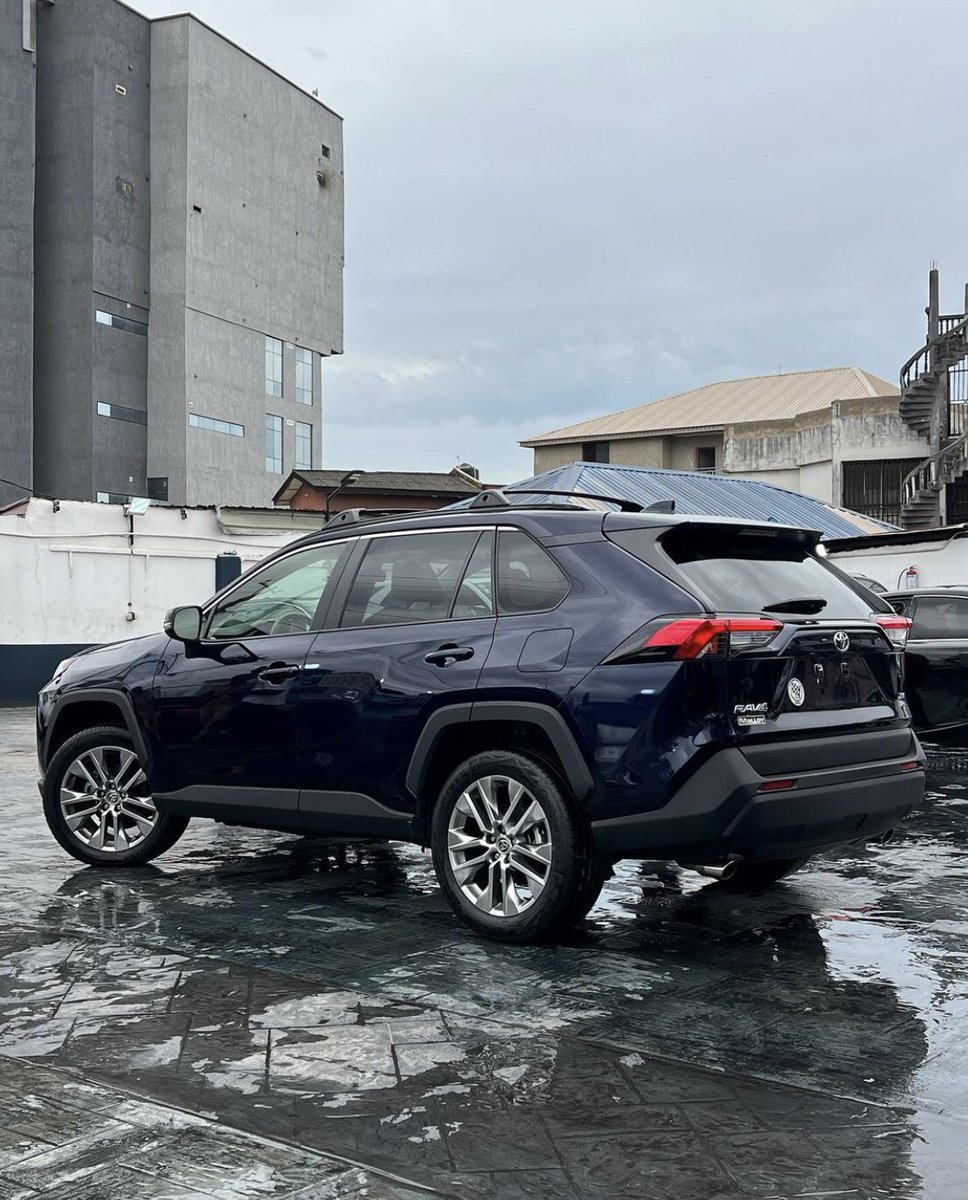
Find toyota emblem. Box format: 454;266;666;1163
787;678;805;707
833;631;851;653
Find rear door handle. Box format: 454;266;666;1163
424;644;474;667
258;663;300;683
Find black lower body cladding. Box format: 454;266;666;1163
590;732;925;862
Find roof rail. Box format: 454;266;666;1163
467;490;512;509
504;488;645;513
323;507;430;529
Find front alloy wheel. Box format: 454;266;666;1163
59;742;158;852
432;751;607;943
43;726;189;866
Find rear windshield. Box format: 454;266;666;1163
659;529;884;619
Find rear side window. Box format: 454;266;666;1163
660;529;879;619
340;531;479;627
497;531;569;614
452;531;494;618
910;596;968;639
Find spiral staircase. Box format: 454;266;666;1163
899;313;968;529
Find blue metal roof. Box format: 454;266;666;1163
506;463;894;541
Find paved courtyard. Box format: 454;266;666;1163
1;707;967;1197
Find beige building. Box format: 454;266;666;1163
521;367;932;525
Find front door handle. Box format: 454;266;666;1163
258;663;300;683
424;644;475;668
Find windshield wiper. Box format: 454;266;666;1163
762;596;828;614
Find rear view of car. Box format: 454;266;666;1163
572;516;924;885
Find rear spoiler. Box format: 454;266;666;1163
602;512;824;549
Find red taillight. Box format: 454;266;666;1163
642;617;783;660
900;760;920;772
875;615;912;649
757;778;796;793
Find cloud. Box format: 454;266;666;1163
135;0;968;480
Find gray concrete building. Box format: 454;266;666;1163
1;0;343;509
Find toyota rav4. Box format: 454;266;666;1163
36;493;925;942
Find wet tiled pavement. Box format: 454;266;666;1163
3;709;968;1197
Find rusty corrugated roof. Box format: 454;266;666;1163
520;367;899;447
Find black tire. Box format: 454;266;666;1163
430;750;601;943
719;857;808;889
43;725;189;867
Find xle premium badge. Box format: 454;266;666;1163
734;701;768;727
787;678;806;707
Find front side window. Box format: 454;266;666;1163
295;347;313;405
265;336;283;397
206;542;347;640
295;421;313;470
340;531;480;627
497;530;570;614
910;596;968;640
265;414;283;473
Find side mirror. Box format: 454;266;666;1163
164;605;204;643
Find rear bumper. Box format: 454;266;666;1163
590;735;925;862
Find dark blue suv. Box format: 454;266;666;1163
36;495;925;942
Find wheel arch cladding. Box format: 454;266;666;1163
407;701;596;840
45;691;147;769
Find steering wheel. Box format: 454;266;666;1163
266;601;315;635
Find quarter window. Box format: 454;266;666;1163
496;531;570;614
295;347;313;405
206;542;348;640
295;421;313;470
265;414;283;473
265;336;283;397
341;531;480;627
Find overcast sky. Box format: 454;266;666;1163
135;0;968;483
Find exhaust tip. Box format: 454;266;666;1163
682;860;740;882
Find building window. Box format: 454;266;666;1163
581;441;610;464
147;477;169;502
295;421;313;469
265;414;283;473
265;336;283;397
841;458;923;526
189;413;244;438
695;446;717;473
97;401;147;425
95;309;147;337
96;491;130;504
295;347;313;405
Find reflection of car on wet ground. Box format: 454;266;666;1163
884;587;968;738
36;491;925;943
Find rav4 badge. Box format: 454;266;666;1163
787;678;806;707
734;701;768;727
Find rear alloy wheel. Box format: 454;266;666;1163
43;726;189;867
431;751;604;942
718;857;808;889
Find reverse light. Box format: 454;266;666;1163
642;617;783;661
874;615;912;650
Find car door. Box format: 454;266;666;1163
904;594;968;731
297;528;496;833
150;538;351;826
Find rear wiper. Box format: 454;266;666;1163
762;596;828;614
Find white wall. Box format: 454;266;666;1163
830;534;968;591
0;498;304;646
